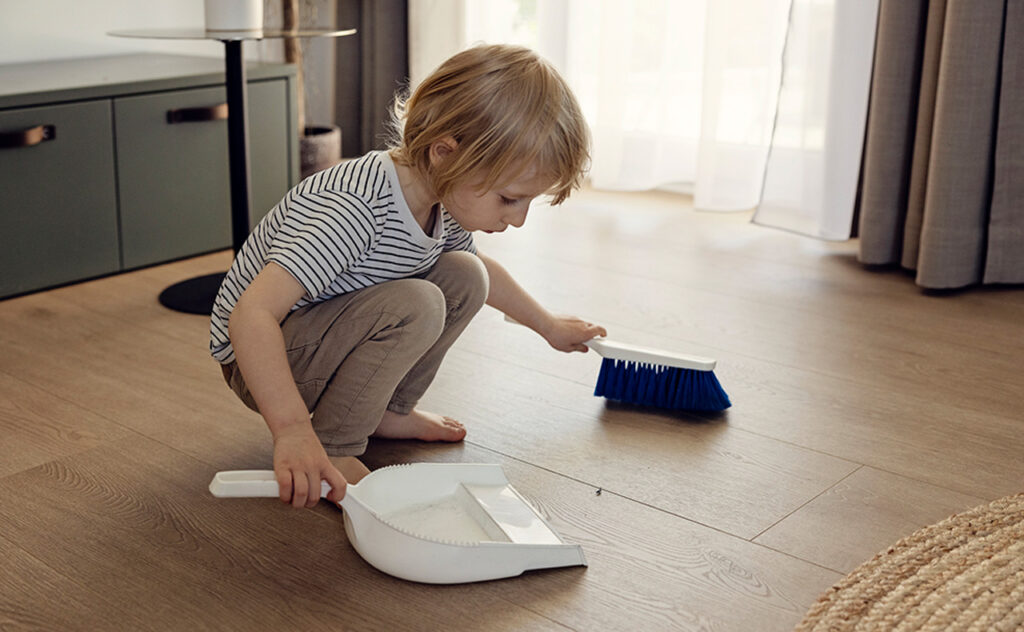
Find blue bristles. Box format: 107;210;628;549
594;358;731;412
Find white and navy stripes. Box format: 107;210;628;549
209;151;476;364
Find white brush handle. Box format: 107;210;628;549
502;314;716;371
584;338;716;371
209;470;338;501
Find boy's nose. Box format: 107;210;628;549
505;207;528;228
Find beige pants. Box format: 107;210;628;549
222;251;489;456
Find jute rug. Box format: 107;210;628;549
796;492;1024;631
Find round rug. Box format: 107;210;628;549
796;492;1024;631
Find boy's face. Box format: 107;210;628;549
442;166;554;234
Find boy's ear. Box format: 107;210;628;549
428;137;459;166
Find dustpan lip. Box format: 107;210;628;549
342;462;570;548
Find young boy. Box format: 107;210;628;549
210;44;606;509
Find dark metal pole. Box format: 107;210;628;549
224;39;253;253
157;39;253;313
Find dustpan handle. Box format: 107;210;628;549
209;470;334;499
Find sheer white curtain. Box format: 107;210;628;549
753;1;880;239
407;0;879;239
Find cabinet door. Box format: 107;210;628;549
115;85;230;269
115;80;290;269
249;79;291;225
0;101;119;299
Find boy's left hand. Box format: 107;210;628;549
542;315;607;353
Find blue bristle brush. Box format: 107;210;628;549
584;338;731;412
505;316;731;411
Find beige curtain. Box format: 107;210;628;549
333;0;409;156
858;0;1024;289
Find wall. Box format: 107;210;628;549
0;0;296;66
0;0;227;64
0;0;347;136
0;0;343;119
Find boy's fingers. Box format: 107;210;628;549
323;467;348;502
291;473;308;508
276;471;293;504
305;472;320;508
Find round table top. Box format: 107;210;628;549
108;28;356;42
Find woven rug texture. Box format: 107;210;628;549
796;492;1024;631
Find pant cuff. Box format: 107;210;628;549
318;437;369;457
386;399;415;415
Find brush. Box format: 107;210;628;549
585;338;731;411
505;316;731;411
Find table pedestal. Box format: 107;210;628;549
158;39;250;314
108;27;355;315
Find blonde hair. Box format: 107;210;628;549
389;44;590;205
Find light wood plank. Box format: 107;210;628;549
0;371;133;478
36;250;231;347
472;244;1024;423
452;309;1024;501
0;436;569;632
418;347;860;539
753;466;987;573
0;532;151;631
461;205;1024;499
2;186;1022;631
359;441;843;632
0;291;274;471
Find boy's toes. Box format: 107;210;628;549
441;417;467;440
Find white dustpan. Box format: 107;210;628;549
209;463;587;584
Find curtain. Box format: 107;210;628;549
858;0;1024;288
334;0;409;156
408;0;787;202
751;1;880;239
696;0;790;210
407;0;877;238
561;0;707;191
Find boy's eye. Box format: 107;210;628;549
500;195;519;206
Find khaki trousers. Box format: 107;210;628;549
222;251;488;456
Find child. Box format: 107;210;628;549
210;44;606;509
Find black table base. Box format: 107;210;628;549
158;272;226;315
108;27;354;316
160;39;251;315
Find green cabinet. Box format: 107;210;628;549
115;80;290;268
0;101;121;297
0;54;298;299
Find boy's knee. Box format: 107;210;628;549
434;251;489;314
393;279;446;343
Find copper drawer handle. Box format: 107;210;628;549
166;103;228;124
0;124;56;149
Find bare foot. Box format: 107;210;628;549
372;409;467;442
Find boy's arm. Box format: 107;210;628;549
477;251;606;352
228;262;348;508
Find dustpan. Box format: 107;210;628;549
209;463;587;584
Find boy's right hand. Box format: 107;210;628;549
271;423;347;508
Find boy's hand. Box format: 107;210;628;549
541;315;607;353
272;423;348;508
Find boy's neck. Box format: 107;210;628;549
393;161;439;234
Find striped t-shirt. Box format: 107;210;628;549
209;151;476;364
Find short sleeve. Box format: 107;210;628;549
267;190;380;299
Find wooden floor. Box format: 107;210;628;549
2;188;1022;631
